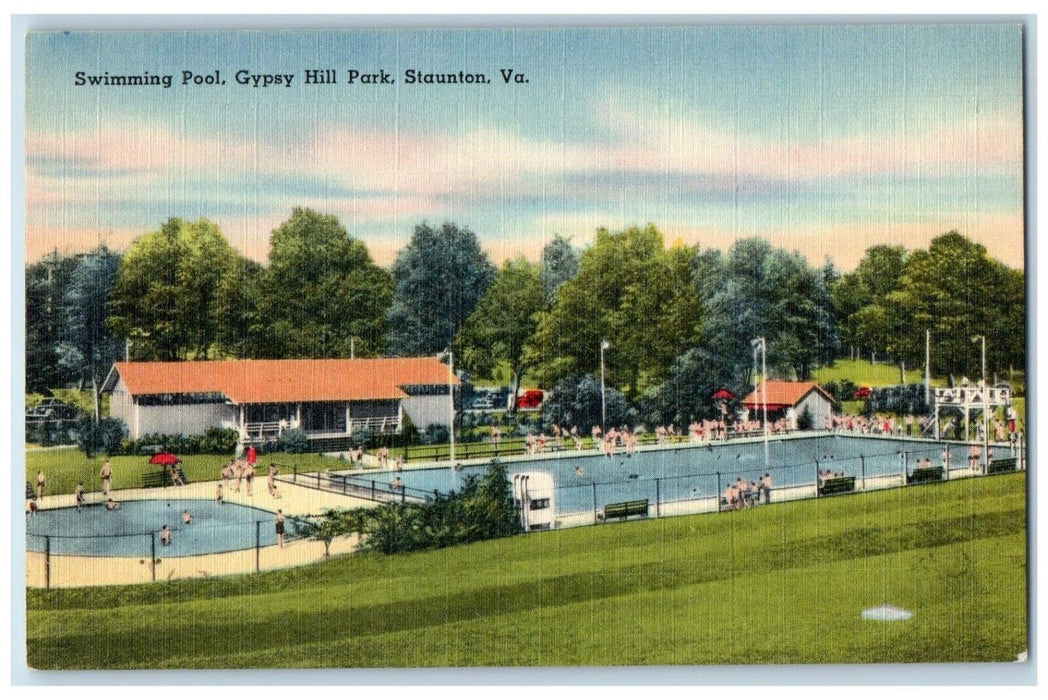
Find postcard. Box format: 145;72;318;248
21;22;1027;672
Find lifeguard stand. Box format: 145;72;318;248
932;382;1012;440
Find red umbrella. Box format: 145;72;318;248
149;452;181;466
712;388;736;400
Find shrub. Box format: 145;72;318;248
277;428;310;454
97;418;127;456
350;426;374;448
356;461;522;555
797;406;814;431
200;427;239;454
423;424;450;445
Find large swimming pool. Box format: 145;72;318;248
339;434;1013;516
26;499;301;557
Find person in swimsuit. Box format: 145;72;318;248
100;460;112;496
275;509;286;548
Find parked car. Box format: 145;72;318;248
516;389;546;410
26;398;80;420
853;386;873;399
472;396;495;410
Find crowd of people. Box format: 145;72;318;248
722;473;773;510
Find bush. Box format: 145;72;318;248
869;384;929;415
277;428;310;454
350;426;374;448
200;427;239;454
797;406;814;430
357;461;521;555
823;379;859;404
97;418;127;456
423;424;450;445
75;417;127;457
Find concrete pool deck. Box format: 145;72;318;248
25;431;1012;588
26;478;368;588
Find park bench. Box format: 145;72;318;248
817;475;856;497
141;467;189;488
987;458;1018;475
907;466;945;485
603;499;649;521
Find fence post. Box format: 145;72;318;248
151;532;156;582
903;451;909;485
293;466;298;484
716;472;721;511
592;481;598;524
655;478;661;518
45;535;51;590
316;471;321;489
371;480;375;501
814;459;820;499
255;521;261;573
860;455;866;491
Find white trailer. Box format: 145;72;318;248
512;471;556;531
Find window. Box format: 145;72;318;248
529;498;550;510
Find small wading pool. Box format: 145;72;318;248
339;434;1014;517
26;499;298;557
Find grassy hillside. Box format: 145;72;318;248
812;359;942;388
26;472;1027;668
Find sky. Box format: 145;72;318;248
23;24;1026;271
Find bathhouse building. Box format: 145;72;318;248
102;358;457;444
741;380;837;431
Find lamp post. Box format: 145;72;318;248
751;337;769;469
600;339;611;430
973;335;988;472
440;349;456;462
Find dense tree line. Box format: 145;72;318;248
27;211;1025;426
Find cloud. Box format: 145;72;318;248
24;102;1025;269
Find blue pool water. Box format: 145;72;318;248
341;435;1012;516
26;499;299;557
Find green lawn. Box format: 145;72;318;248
24;450;355;498
812;359;944;388
26;472;1027;668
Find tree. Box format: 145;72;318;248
831;245;908;359
455;257;544;408
894;232;1024;377
213;256;264;358
540;373;634;430
540;234;580;306
639;348;736;427
525;225;702;398
387;222;496;356
108;218;242;360
257;208;393;358
699;238;838;386
26;251;79;392
56;248;123;419
302;508;368;557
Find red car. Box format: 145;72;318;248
853;386;873;399
516;389;545;409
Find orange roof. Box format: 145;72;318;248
741;380;837;409
105;358;457;404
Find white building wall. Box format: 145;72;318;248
797;392;835;431
109;377;135;434
402;396;452;429
132;403;235;438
